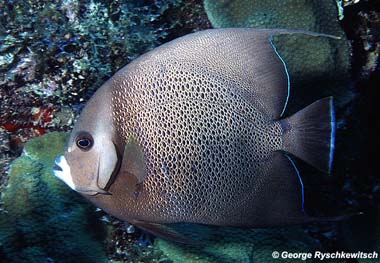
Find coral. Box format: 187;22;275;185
0;132;107;263
203;0;353;113
104;216;169;263
341;3;380;82
155;224;340;263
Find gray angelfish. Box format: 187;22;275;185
53;28;338;242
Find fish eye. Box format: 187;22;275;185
75;132;94;151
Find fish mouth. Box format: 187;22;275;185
53;155;76;191
75;187;111;196
53;163;63;171
53;155;111;196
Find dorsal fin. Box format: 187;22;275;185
134;28;339;119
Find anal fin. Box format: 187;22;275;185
240;151;345;226
220;151;309;227
253;151;309;226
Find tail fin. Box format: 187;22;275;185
280;97;335;173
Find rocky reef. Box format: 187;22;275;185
155;225;331;263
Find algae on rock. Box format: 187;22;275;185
0;132;107;263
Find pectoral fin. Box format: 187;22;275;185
118;135;148;197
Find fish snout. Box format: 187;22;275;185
53;155;111;196
53;155;76;191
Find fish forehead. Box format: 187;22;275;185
107;59;283;223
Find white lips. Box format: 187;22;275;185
53;155;76;191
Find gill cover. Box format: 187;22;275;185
97;139;120;192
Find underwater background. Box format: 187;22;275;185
0;0;379;262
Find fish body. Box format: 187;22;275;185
54;29;336;232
